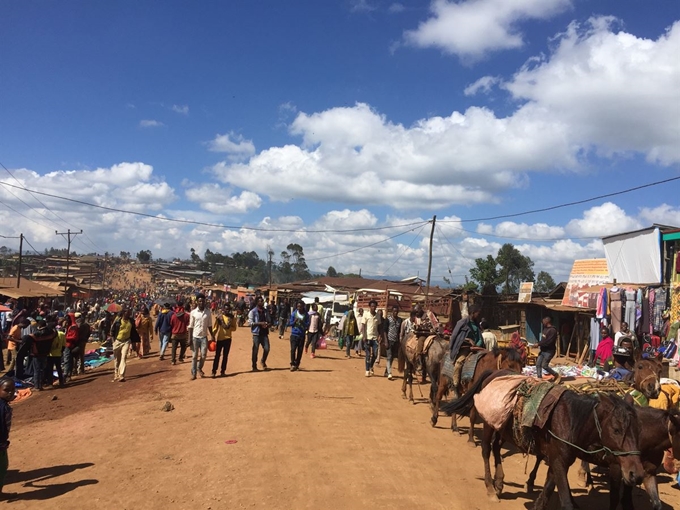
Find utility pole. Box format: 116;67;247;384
55;229;82;307
16;233;23;289
267;246;273;289
425;215;437;308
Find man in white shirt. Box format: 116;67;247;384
188;294;215;380
480;319;497;350
361;300;382;377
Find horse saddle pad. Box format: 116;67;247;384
405;335;419;359
442;352;455;379
461;352;486;383
423;335;436;352
516;381;567;429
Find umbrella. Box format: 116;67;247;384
155;297;174;306
104;303;123;313
0;305;11;313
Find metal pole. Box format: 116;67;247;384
425;215;437;308
16;233;23;288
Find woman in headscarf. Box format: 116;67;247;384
135;305;153;358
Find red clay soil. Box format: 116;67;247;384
6;327;680;509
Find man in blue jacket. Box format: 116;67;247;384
154;303;173;361
288;300;309;371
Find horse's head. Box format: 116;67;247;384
633;353;662;400
498;347;524;373
598;393;644;486
668;408;680;460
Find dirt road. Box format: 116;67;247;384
6;327;680;509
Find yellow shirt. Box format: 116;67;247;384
50;331;66;357
213;315;236;341
117;319;132;342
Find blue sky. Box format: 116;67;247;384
1;0;679;283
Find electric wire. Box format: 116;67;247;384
0;161;102;252
380;223;428;276
438;175;680;224
305;225;423;262
0;181;430;234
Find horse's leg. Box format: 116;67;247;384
467;404;478;447
533;466;556;510
638;472;662;510
430;374;446;427
550;458;576;510
608;463;622;510
526;454;543;494
408;363;414;404
492;432;505;497
577;460;594;490
481;424;499;502
401;366;407;399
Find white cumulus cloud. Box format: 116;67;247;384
171;104;189;115
207;132;256;159
404;0;572;60
184;184;262;214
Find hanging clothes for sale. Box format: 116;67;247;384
590;317;602;351
652;288;667;332
596;287;608;319
610;288;623;333
624;289;636;329
648;288;657;334
640;288;651;337
636;288;643;332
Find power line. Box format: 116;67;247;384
22;236;40;254
380;223;428;276
438;175;680;224
0;181;430;234
0;200;54;231
436;225;475;265
306;225;422;262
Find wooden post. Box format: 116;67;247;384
425;215;436;309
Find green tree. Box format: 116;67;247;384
469;255;499;290
326;266;338;277
535;271;556;293
119;251;130;260
461;276;479;293
136;250;152;263
496;243;535;294
190;248;201;263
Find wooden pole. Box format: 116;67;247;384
425;215;436;309
16;233;23;289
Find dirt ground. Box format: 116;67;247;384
6;326;680;510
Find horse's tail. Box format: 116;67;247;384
398;340;405;374
441;369;494;416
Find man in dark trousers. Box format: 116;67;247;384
288;301;309;371
536;316;561;384
448;304;483;397
277;299;291;339
248;297;271;371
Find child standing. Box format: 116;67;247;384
0;377;15;499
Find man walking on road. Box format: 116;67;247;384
361;300;382;377
248;297;271;371
154;303;173;361
188;294;214;380
384;306;402;380
536;316;561;384
277;299;291;339
288;301;309;371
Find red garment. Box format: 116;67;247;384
170;308;190;335
65;313;80;349
650;334;661;349
595;336;614;366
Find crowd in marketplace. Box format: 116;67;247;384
0;266;679;499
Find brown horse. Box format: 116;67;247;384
429;347;523;444
443;370;645;508
397;333;448;404
567;353;666;510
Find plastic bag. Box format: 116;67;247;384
338;336;345;349
316;337;327;350
208;340;217;352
